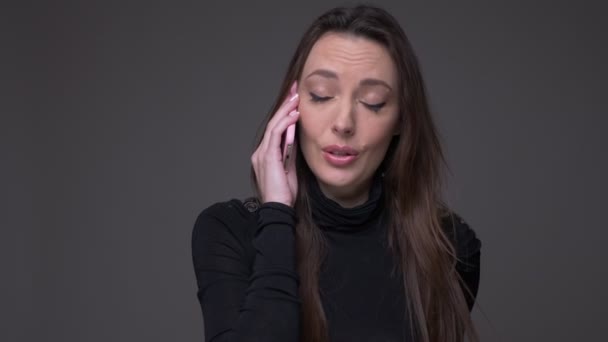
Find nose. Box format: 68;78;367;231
331;100;356;137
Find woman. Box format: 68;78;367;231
192;5;481;342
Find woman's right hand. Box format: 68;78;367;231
251;81;300;207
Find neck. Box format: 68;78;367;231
307;171;385;232
316;177;373;208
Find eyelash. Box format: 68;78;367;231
309;92;386;113
309;92;331;103
365;102;386;113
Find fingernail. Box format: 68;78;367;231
289;110;299;116
289;93;299;102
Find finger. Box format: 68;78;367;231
266;91;299;133
265;81;299;133
260;94;298;154
265;109;300;160
290;80;297;96
260;81;298;154
265;109;299;158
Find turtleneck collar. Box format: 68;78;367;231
308;171;385;232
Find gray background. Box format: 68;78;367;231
4;0;607;341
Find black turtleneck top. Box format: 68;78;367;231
191;174;481;342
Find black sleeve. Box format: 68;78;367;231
444;212;482;311
191;201;301;342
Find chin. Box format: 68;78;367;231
313;163;360;188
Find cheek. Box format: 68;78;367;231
297;104;327;137
360;122;397;153
295;109;316;151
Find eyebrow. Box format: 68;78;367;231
305;68;392;90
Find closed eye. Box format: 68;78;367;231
362;101;386;113
309;92;332;103
310;93;386;113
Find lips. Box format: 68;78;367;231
321;145;360;167
322;145;359;156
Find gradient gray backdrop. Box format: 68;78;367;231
5;0;607;341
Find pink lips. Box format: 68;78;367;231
322;145;360;167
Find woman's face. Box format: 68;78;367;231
297;32;400;203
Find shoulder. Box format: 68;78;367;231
191;197;260;251
195;196;260;224
440;209;482;260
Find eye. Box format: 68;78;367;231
362;101;386;113
309;92;332;103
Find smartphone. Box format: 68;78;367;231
281;123;296;171
282;82;298;171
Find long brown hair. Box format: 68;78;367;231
249;5;478;342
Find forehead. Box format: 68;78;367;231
302;32;396;85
